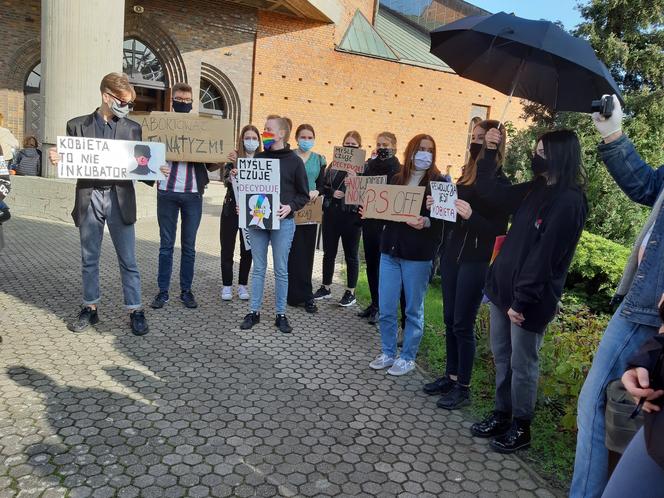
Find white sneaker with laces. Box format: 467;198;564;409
238;285;250;300
369;354;395;370
221;286;233;301
387;358;416;376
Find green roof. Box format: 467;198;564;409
337;10;399;60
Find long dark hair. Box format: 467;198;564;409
538;130;586;191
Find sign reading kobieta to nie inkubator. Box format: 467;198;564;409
56;136;166;181
429;181;458;222
330;146;366;175
131;112;235;163
237;158;280;230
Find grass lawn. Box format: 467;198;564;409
353;267;576;492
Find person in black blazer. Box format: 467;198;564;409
48;72;149;336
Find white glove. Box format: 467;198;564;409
592;94;623;139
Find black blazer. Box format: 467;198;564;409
66;112;144;227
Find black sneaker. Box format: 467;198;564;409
130;310;149;336
437;384;470;410
181;290;198;309
304;300;318;314
339;291;356;307
423;376;456;396
470;411;512;439
68;306;99;333
150;291;169;309
275;314;293;334
368;308;379;325
357;305;376;318
313;286;331;300
489;419;531;454
240;312;260;330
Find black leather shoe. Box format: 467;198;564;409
470;411;512;438
304;300;318;314
490;419;531;454
68;306;99;333
240;312;260;330
357;305;376;318
150;291;169;309
367;308;379;325
130;310;149;336
423;376;456;396
181;290;198;309
275;314;293;334
437;385;470;410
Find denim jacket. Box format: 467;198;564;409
600;134;664;328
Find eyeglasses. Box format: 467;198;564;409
106;92;134;109
173;97;193;104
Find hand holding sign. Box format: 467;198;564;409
456;199;472;220
429;181;458;222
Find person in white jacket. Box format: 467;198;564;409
0;113;19;163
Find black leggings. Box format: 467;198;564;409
362;224;383;308
441;256;488;386
322;208;361;288
220;212;252;286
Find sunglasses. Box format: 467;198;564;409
106;92;134;109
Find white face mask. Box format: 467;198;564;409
244;139;259;153
413;151;433;170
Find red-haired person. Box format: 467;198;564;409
368;134;444;376
286;124;326;312
313;131;362;307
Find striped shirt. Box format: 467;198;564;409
158;161;198;193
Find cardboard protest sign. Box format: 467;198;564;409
362;184;425;223
429;181;458;222
295;197;323;225
237;158;280;230
345;175;387;205
231;175;251;249
131;112;234;163
56;136;166;181
330;146;366;174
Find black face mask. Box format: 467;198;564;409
376;148;395;160
469;142;483;161
531;154;549;176
172;101;193;113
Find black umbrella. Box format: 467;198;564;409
430;12;623;119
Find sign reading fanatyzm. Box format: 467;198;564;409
56;136;166;181
237;158;281;230
429;181;458;222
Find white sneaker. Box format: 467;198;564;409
221;286;232;301
387;358;416;376
369;354;395;370
238;285;249;300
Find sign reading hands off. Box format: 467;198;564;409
362;184;425;222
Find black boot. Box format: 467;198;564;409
437;384;470;410
357;304;376;318
470;411;512;438
423;376;455;396
489;418;531;454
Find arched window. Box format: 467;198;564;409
199;78;225;117
123;38;166;88
25;62;41;94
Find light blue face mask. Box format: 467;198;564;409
298;139;315;152
413;151;433;170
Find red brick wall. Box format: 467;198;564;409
252;9;524;178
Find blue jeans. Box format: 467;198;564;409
79;189;142;309
601;427;664;498
378;254;432;362
571;305;658;498
157;190;203;292
249;217;296;315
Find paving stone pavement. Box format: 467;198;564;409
0;198;557;497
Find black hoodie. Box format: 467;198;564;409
475;149;588;333
255;145;310;218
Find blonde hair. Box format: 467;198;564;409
343;130;362;147
457;120;506;186
266;114;293;142
377;131;397;148
100;72;136;101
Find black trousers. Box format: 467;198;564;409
220;212;252;286
362;224;383;308
322;208;361;288
287;224;317;305
441;255;488;386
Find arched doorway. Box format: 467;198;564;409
24;62;42;139
123;38;167;111
199;78;226;117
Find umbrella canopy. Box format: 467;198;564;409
430;12;623;112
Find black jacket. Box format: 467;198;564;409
361;156;401;233
476;150;588;333
380;173;445;262
255;146;309;218
442;170;511;264
66;112;149;227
